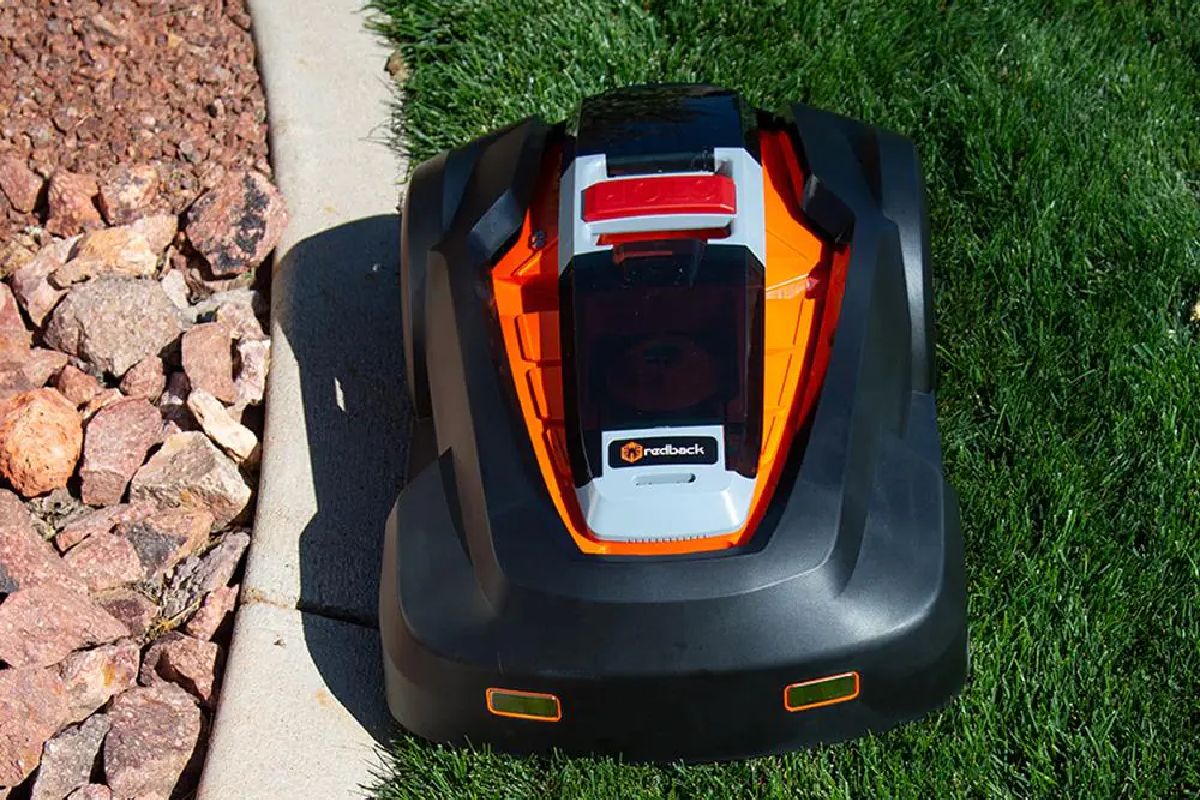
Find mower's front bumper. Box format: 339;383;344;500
379;419;967;763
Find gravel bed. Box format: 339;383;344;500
0;0;270;239
0;2;280;798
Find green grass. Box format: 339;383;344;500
365;1;1200;796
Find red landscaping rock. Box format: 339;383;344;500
94;588;159;639
129;432;250;530
80;389;124;422
45;172;103;238
98;165;160;225
185;170;288;276
119;355;166;402
141;633;219;705
80;398;163;507
0;388;83;498
61;533;143;593
188;389;259;465
233;338;270;411
215;300;267;342
185;584;238;641
66;785;113;800
0;667;71;791
0;367;35;404
0;154;43;213
128;213;180;255
120;507;213;579
0;489;85;595
8;236;78;327
63;508;209;591
51;226;162;288
30;713;110;800
55;365;102;407
0;0;271;237
181;321;237;404
22;349;71;388
157;371;195;434
103;683;201;800
56;502;156;552
0;583;128;668
0;240;35;281
159;269;191;311
160;530;250;619
44;278;183;377
58;641;140;724
0;284;30;367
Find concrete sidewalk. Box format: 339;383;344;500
198;1;406;797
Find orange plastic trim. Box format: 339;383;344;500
783;671;860;712
485;688;563;722
490;131;849;555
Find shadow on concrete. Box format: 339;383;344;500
275;213;410;743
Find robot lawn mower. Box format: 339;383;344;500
379;84;967;762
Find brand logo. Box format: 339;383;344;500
620;441;645;463
608;436;719;469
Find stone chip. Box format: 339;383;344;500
185;170;288;276
58;641;140;723
8;237;79;327
0;667;71;790
184;583;237;641
187;389;259;465
118;355;167;402
44;278;183;377
0;154;44;213
46;172;103;238
181;321;237;404
97;164;160;225
79;398;163;507
54;365;102;407
0;388;83;498
50;226;161;288
0;284;30;368
30;713;111;800
0;583;128;668
128;432;250;530
103;683;201;800
0;489;85;596
140;633;219;704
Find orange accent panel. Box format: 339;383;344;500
485;688;563;722
516;313;561;363
527;366;565;420
783;671;861;712
491;131;849;555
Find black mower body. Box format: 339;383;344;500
380;86;966;761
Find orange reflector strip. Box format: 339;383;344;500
783;671;860;712
582;174;736;222
485;688;562;722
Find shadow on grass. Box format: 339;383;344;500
273;212;409;746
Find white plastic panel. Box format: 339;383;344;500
576;424;755;542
